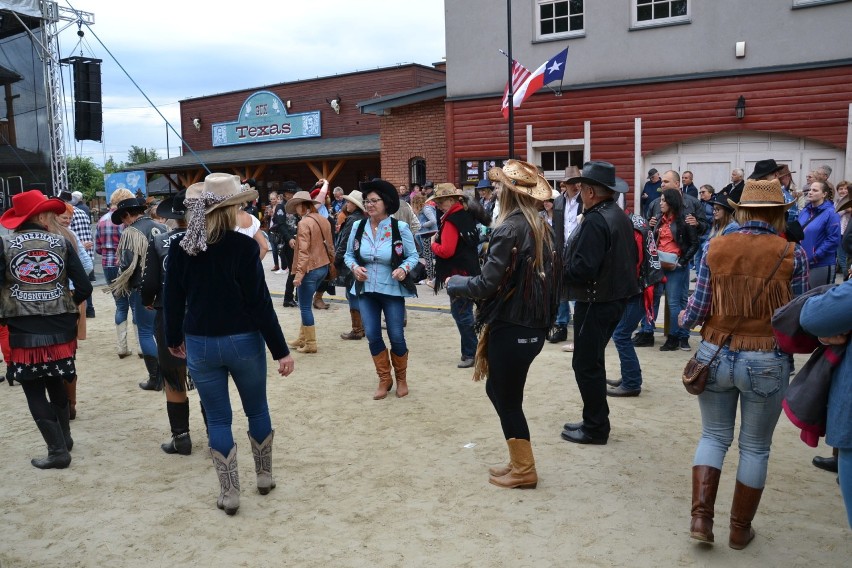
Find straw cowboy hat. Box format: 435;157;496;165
0;190;67;230
432;183;466;201
197;173;258;214
342;190;366;212
728;179;794;210
488;159;553;201
565;161;629;194
285;190;324;214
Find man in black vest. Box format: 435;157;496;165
548;166;583;346
560;162;639;445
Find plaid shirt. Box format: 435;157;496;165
69;206;94;259
95;210;122;268
683;221;809;329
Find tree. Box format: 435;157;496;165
66;156;103;202
103;156;123;174
126;146;160;166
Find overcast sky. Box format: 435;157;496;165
57;0;446;167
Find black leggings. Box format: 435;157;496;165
484;325;546;440
21;377;68;421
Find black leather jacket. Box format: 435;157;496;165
447;210;558;330
141;229;185;309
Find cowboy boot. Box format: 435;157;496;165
131;324;143;358
161;400;192;455
690;465;721;543
64;375;78;420
210;445;240;515
371;350;393;400
489;438;537;489
288;325;306;350
340;310;364;340
729;481;763;550
50;402;73;452
390;350;409;398
116;321;132;358
297;325;317;353
313;291;329;310
31;419;71;469
248;430;276;495
139;355;163;391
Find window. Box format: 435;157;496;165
632;0;689;28
536;0;584;41
409;157;426;187
539;149;583;186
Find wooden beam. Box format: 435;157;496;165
326;159;347;183
306;162;323;179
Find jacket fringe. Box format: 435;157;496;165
107;228;149;297
710;274;792;320
11;339;77;364
701;326;778;352
472;324;490;382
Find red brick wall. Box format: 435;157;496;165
379;98;447;187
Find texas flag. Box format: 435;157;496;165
502;46;569;119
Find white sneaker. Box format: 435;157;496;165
275;269;287;274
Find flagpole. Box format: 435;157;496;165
506;0;515;159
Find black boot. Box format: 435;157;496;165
50;402;73;451
161;400;192;455
31;419;71;469
139;355;163;391
546;325;568;343
659;335;679;351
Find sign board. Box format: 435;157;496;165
212;91;321;147
104;170;146;204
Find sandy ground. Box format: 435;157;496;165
0;266;849;567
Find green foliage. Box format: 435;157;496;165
126;146;160;166
103;156;122;174
66;156;103;202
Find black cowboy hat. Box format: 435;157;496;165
281;181;299;195
748;159;784;180
111;198;147;225
709;191;734;212
565;161;629;193
359;178;400;214
155;190;187;220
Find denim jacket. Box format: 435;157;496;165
344;217;419;298
800;279;852;449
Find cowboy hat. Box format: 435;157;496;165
281;181;299;195
342;190;366;212
748;159;784;180
488;159;553;201
111;198;148;225
475;178;492;190
432;183;466;201
709;192;735;212
550;188;560;200
835;193;852;213
359;178;400;214
0;190;67;230
565;161;629;194
728;179;794;210
199;173;259;214
776;164;796;177
562;165;581;182
285;190;324;214
155;189;188;220
647;168;659;179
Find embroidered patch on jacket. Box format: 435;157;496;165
11;249;64;284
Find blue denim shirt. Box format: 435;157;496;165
800;279;852;449
344;217;419;298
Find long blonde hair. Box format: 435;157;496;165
204;204;238;245
735;207;787;234
495;182;553;270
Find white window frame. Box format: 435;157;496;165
631;0;690;29
534;0;585;42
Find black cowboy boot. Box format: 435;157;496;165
31;419;71;469
139;355;163;391
161;400;192;455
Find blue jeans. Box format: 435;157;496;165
104;266;130;325
129;290;157;357
664;265;690;339
611;294;645;390
345;287;359;312
450;295;477;359
297;265;328;326
185;331;270;455
840;448;852;528
640;283;664;334
693;341;790;488
359;292;407;357
555;299;572;327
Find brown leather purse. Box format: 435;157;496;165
682;243;790;395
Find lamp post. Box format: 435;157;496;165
735;96;746;120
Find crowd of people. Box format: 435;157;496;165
1;158;849;537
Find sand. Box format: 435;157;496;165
0;271;849;567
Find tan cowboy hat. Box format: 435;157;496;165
728;179;794;210
488;159;553;201
432;182;466;201
196;173;259;214
285;190;324;214
550;188;560;200
561;165;581;182
342;190;365;212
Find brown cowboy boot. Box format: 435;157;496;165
390;351;409;398
371;350;393;400
690;465;722;543
729;481;764;550
340;310;364;340
288;325;306;350
489;438;537;489
297;325;317;354
313;291;329;310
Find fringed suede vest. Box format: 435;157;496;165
703;233;795;351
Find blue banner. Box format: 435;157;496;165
212;91;321;147
104;170;146;204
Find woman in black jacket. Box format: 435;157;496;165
334;190;366;339
447;160;560;489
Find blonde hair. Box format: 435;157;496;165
41;212;78;251
410;193;425;213
110;188;135;207
735;207;787;234
495;182;553;270
204;204;238;245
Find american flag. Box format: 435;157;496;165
501;59;532;119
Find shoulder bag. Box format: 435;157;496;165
306;215;337;282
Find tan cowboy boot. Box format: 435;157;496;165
489;438;537;489
288;325;306;350
390;351;409;398
340;310;364;340
313;291;329;310
297;325;317;353
371;350;393;400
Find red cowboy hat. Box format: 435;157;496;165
0;190;67;230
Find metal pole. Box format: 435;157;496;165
507;0;514;159
166;122;170;159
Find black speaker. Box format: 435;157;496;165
68;58;103;142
